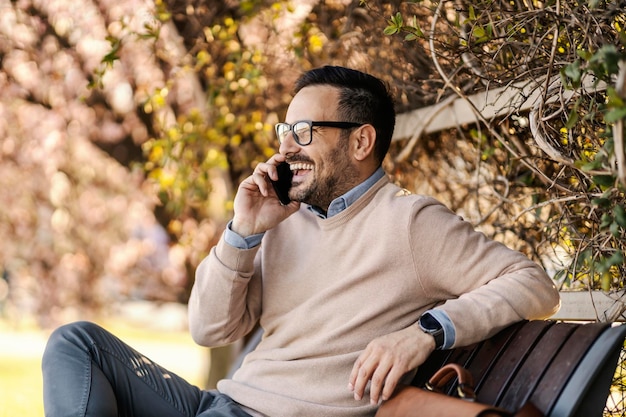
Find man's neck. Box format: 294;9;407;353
308;167;385;219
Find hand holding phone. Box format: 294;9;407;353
271;162;293;205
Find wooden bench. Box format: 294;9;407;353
411;320;626;417
228;320;626;416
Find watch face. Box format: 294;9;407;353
419;313;441;331
419;314;444;349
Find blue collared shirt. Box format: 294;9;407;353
308;167;385;219
223;166;455;348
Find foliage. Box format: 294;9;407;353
123;2;286;281
558;42;626;293
2;0;626;322
0;0;191;324
141;16;275;222
371;0;626;300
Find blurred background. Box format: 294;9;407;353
1;0;625;415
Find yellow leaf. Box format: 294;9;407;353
601;272;611;292
168;128;181;142
149;145;164;162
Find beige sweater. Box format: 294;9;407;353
189;176;560;417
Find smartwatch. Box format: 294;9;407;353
418;312;445;350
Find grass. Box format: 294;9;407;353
0;355;43;417
0;314;209;417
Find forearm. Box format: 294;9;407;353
438;264;560;347
188;237;262;347
409;201;560;348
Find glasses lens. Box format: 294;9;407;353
275;121;313;145
275;123;290;143
293;121;312;146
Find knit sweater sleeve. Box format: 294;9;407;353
409;199;560;348
188;235;263;347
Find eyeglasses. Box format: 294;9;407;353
275;120;363;146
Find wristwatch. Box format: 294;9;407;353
418;312;445;350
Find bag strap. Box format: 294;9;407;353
423;363;544;417
424;363;477;400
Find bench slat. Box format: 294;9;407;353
411;321;526;391
498;322;578;410
476;320;553;406
466;320;526;392
531;322;609;413
549;324;626;417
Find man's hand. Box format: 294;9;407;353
348;325;436;405
231;154;300;237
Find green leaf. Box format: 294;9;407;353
554;269;569;285
562;61;582;88
604;107;626;123
610;221;621;237
600;213;613;229
580;157;604;171
469;5;476;21
384;12;403;36
592;175;615;187
101;36;121;66
564;107;579;129
607;250;624;267
408;16;423;37
606;87;626;107
592;197;611;208
576;49;592;61
614;204;626;228
589;45;621;76
392;12;403;26
384;25;399;35
473;26;485;39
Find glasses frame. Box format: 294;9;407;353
275;120;364;146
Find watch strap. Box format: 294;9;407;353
419;312;445;350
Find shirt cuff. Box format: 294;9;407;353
224;220;264;249
424;309;456;350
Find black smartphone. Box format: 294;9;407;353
271;162;293;205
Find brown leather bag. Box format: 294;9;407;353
375;363;544;417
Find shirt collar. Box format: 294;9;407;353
308;167;385;219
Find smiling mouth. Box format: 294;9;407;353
290;162;314;177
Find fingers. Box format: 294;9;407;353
250;168;270;197
368;359;393;405
250;155;285;197
348;352;372;402
380;367;403;403
349;328;429;405
231;154;298;236
349;347;397;405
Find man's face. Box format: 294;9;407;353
279;85;360;209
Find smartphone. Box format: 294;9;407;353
271;162;293;205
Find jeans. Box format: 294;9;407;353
42;321;252;417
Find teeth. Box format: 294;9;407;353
290;163;314;171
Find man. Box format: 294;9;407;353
42;66;560;417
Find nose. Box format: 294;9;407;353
278;131;301;156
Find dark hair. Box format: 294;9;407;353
294;66;395;164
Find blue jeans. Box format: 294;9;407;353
42;321;252;417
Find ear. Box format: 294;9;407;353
352;124;377;161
